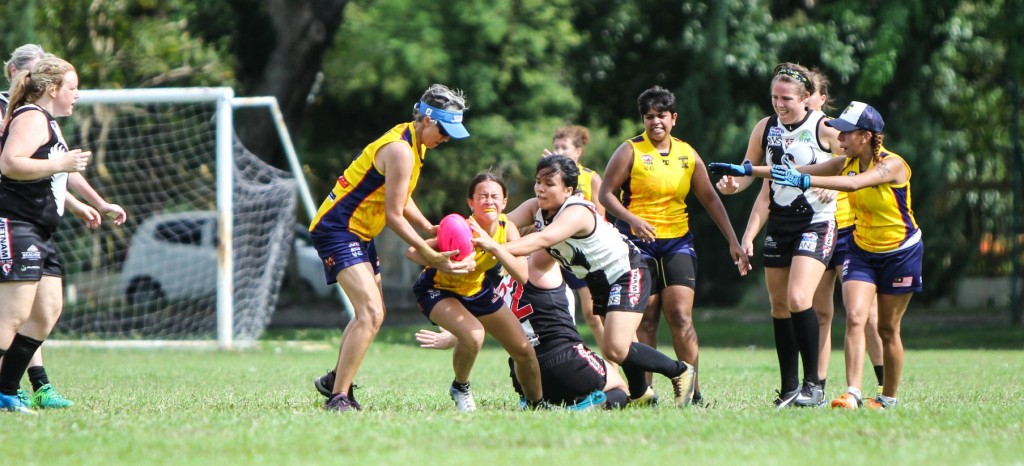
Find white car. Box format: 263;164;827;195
120;211;337;304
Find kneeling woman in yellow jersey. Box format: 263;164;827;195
714;102;922;409
308;84;476;412
408;172;543;411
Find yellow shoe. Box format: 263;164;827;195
830;392;862;409
629;386;659;408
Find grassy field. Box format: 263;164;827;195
4;316;1023;466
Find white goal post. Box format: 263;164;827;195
50;87;345;350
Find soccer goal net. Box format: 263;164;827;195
51;88;314;349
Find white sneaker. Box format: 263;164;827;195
449;383;476;412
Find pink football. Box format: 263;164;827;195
437;213;475;261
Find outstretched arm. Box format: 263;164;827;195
692;154;750;275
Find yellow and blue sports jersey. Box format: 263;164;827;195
619;132;696;239
847;147;919;253
835;166;855;229
432;214;509;296
576;164;597;202
309;122;425;241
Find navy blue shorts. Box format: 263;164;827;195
0;218;62;281
828;226;854;270
842;240;923;295
310;229;380;284
413;268;504;319
560;267;588;290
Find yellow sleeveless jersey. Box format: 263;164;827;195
433;214;508;296
835;172;855;229
577;164;597;202
620;132;696;238
847;147;919;252
310;122;425;241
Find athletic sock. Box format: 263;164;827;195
28;366;49;392
847;386;862;399
873;365;884;386
820;378;827;392
623;365;649;400
790;308;820;384
621;342;688;378
603;388;629;409
0;334;43;395
773;317;800;393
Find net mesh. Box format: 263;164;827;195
52;98;295;343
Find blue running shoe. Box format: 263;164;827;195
0;392;36;414
17;389;35;409
566;390;607;411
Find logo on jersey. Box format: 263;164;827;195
1;261;11;277
642;155;654;166
798;232;818;252
22;244;41;261
338;176;351;189
323;256;335;268
784;138;795;150
821;223;836;259
679;156;690;169
767;126;783;148
574;343;607;376
764;235;777;249
799;131;814;145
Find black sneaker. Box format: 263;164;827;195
315;369;361;410
793;381;824;408
774;388;801;409
314;370;335;398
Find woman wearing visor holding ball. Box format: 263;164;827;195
710;102;922;409
309;84;478;412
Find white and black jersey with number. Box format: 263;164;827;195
533;195;644;287
0;105;70;235
763;109;836;226
498;275;582;355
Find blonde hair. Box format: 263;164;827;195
553;125;590;150
4;44;46;81
3;56;76;130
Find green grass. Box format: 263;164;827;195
4;318;1024;466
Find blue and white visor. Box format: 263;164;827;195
417;101;469;139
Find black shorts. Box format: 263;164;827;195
587;265;652;317
763;218;836;268
647;252;697;293
0;218;61;281
510;342;607;405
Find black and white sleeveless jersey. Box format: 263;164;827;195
533;195;641;287
763;110;836;225
0;105;70;234
0;91;10;118
496;275;582;354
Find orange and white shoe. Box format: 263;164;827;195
830;392;862;409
